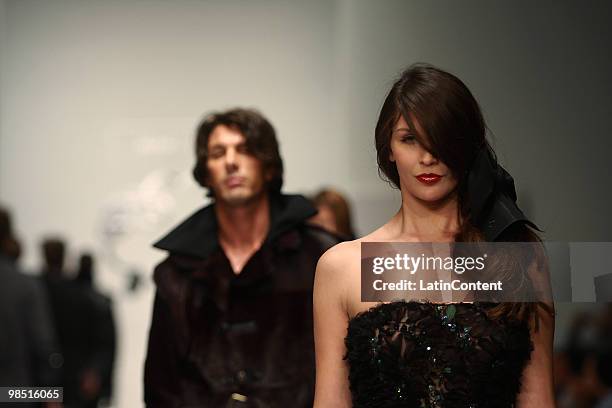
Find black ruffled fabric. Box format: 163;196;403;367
345;302;532;407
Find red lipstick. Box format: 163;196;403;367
416;173;442;185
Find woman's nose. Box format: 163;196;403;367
420;149;438;166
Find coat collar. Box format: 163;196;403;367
153;193;317;259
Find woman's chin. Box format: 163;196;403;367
412;190;456;206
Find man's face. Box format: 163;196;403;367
205;125;269;207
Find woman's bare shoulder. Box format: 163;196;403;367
320;228;389;259
317;230;390;278
318;240;360;272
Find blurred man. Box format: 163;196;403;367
144;108;338;407
41;239;107;408
75;253;116;407
0;207;60;408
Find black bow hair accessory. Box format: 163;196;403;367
466;146;541;241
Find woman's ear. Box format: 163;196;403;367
265;168;274;182
389;150;395;162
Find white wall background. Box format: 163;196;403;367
1;1;611;407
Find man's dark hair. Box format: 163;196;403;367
192;108;284;196
0;206;11;239
0;206;21;261
76;253;94;286
42;238;66;271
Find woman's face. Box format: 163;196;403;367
389;115;458;204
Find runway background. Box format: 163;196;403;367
1;1;611;406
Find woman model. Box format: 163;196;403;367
313;64;555;407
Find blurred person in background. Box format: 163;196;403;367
588;334;612;408
554;307;612;408
75;253;117;408
557;312;596;408
591;305;612;408
570;306;612;408
0;206;22;262
144;108;339;407
0;206;60;408
308;188;356;240
40;239;110;408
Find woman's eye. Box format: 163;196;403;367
400;134;417;144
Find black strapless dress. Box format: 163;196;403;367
345;302;533;408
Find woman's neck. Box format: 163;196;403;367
392;193;460;241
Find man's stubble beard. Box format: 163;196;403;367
216;186;267;208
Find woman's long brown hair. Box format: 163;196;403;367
375;63;553;324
